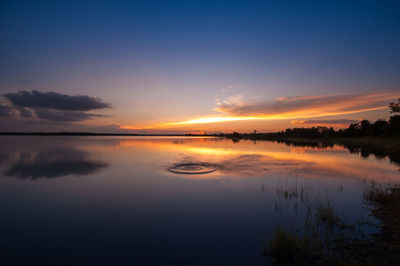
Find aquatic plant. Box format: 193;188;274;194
264;181;400;265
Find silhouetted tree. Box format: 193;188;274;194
388;99;400;132
360;120;371;136
346;123;361;137
390;115;400;131
389;98;400;115
372;120;389;136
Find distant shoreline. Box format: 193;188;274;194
0;132;216;137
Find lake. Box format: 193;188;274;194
0;136;399;265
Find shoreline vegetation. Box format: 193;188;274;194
263;182;400;265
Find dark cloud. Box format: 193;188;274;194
0;102;12;116
14;106;35;118
4;90;109;111
4;148;108;180
34;108;105;122
0;90;109;123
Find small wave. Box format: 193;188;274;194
168;162;218;174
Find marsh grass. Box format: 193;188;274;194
264;201;356;265
349;182;400;265
263;228;326;266
264;181;400;265
266;186;358;265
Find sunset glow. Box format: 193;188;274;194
160;105;389;128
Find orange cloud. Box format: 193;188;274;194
165;90;398;126
215;91;398;117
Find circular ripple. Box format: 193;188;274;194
168;162;218;174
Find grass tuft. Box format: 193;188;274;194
264;181;400;265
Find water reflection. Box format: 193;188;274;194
0;136;398;266
218;154;313;177
173;154;316;178
153;139;400;181
4;148;108;180
272;139;400;168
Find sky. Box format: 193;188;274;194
0;0;399;133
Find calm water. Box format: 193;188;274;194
0;136;399;265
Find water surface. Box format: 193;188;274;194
0;136;398;265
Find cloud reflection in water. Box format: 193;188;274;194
4;148;108;180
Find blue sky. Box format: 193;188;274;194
0;0;399;132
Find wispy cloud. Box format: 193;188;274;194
166;90;398;125
215;91;398;117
